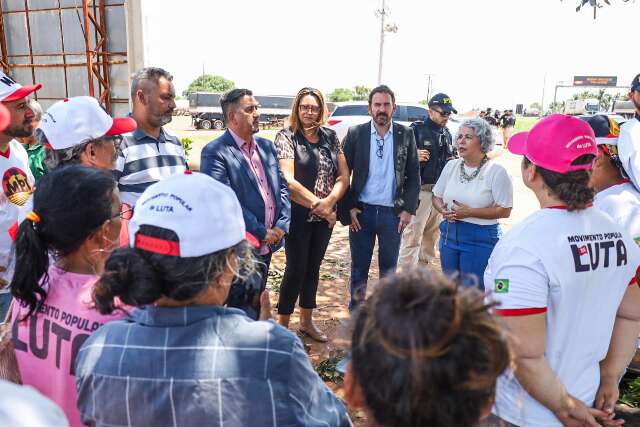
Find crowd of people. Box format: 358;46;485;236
0;66;636;426
479;107;517;146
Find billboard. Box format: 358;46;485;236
573;76;618;87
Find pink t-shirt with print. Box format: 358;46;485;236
12;265;125;427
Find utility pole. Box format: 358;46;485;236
426;74;433;101
376;0;397;85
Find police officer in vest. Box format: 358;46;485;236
398;93;456;269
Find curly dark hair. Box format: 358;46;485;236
524;155;594;211
350;268;510;427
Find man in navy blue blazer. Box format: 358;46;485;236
200;88;290;319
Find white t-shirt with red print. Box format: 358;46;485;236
0;140;34;292
594;180;640;245
484;206;640;427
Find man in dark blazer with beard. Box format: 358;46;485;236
200;88;290;319
338;85;420;310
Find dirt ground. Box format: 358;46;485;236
164;115;538;424
166;116;640;426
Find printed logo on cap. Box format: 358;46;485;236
565;134;595;150
0;74;16;90
2;167;33;206
141;191;193;213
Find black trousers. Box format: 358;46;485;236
226;252;271;320
277;218;333;315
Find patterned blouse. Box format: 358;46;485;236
275;128;342;221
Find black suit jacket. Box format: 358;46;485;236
338;121;420;225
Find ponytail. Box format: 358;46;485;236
10;218;50;318
9;165;115;318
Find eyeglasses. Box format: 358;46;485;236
376;137;384;159
299;105;320;114
432;108;451;117
109;135;124;151
88;134;124;151
242;105;259;114
113;206;134;221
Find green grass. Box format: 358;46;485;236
620;375;640;407
514;116;539;133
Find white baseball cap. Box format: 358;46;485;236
39;96;137;150
129;171;259;257
0;71;41;102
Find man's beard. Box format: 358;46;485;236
374;113;390;126
158;113;173;127
632;97;640;112
3;123;32;138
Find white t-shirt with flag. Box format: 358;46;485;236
484;207;640;427
594;180;640;245
0;140;34;292
618;116;640;192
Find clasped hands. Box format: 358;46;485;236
262;227;286;246
310;197;337;228
442;200;472;223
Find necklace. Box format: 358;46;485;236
459;156;488;183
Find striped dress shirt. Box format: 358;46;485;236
114;127;187;206
75;305;352;427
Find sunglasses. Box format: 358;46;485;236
297;87;321;97
376;136;384;159
432;108;451;117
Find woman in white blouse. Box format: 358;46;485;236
432;118;513;289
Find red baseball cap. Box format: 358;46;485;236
0;71;42;102
508;114;597;173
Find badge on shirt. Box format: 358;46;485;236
494;279;509;293
2;167;33;206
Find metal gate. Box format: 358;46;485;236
0;0;130;115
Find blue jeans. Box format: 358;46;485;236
349;204;401;310
439;220;501;290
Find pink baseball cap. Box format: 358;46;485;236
508;114;597;173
